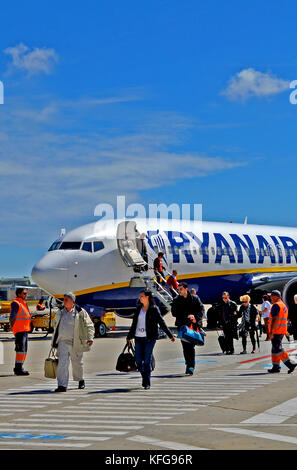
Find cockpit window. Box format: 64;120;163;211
59;241;82;250
82;242;92;252
93;241;104;252
48;241;61;251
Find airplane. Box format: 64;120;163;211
31;217;297;318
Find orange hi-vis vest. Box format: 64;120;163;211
36;302;45;311
268;299;288;335
10;298;31;335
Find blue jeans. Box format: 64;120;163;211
134;337;156;386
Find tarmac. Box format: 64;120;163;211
0;309;297;451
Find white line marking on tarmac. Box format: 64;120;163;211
19;417;159;425
127;435;208;450
15;418;143;430
0;440;90;448
0;431;111;442
242;397;297;424
211;427;297;446
63;407;183;415
0;425;128;436
46;411;173;420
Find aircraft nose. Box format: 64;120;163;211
31;252;69;295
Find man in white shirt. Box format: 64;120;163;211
261;295;272;341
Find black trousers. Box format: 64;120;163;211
181;340;195;369
222;326;234;353
242;330;256;350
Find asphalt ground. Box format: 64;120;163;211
0;310;297;454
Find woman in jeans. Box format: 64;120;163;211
126;289;175;389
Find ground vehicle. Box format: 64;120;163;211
30;311;56;333
84;306;116;337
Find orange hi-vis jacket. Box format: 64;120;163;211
36;302;45;311
10;297;32;335
268;299;288;335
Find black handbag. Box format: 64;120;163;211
116;342;137;372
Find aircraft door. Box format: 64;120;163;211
116;221;147;269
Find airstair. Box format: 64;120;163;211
116;221;178;311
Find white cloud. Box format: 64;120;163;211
0;97;246;247
4;42;58;76
222;68;290;101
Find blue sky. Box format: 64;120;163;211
0;0;297;277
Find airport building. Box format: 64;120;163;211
0;277;46;301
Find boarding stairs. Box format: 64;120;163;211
116;220;178;311
129;272;174;311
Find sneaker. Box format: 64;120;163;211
240;351;247;355
78;380;85;389
187;367;194;375
268;368;281;374
54;386;67;392
144;385;150;390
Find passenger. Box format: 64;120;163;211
171;282;205;375
267;290;297;374
167;270;179;297
10;288;32;376
52;292;95;392
217;292;238;355
190;288;196;295
238;295;259;354
153;252;166;287
261;294;272;341
36;298;46;312
126;289;175;389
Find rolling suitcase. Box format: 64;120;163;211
217;331;227;353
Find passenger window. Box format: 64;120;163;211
82;242;92;252
93;241;104;252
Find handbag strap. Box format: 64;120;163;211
48;347;57;358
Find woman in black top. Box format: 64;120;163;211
127;289;175;389
238;295;259;354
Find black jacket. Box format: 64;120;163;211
217;300;238;328
238;303;258;331
127;304;173;341
171;293;205;329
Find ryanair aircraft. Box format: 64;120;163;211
31;218;297;317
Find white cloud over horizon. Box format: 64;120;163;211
4;43;58;76
0;97;246;247
222;68;290;101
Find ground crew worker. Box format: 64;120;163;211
52;292;95;392
36;298;46;311
10;288;32;376
267;290;297;374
